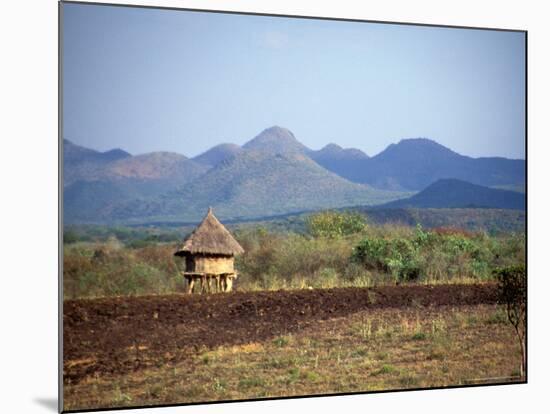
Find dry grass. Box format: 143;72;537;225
63;304;522;411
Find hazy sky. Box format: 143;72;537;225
62;3;525;159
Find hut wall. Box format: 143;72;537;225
194;255;234;274
185;255;195;272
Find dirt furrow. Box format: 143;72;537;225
63;284;498;383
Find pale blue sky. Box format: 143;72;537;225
62;3;525;159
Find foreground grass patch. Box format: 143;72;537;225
64;304;522;411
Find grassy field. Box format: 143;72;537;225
63;304;522;411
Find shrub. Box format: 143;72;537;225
352;226;524;283
494;265;526;377
306;211;367;238
63;230;79;244
352;236;421;282
63;243;181;299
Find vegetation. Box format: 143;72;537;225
63;212;525;299
63;241;183;299
494;265;527;377
63;224;182;245
305;210;367;238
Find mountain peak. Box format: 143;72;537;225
397;137;439;145
243;126;309;154
377;138;458;161
262;125;295;137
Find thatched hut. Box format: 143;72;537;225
174;207;244;293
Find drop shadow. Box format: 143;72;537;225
34;397;58;412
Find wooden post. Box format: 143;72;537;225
226;276;233;292
187;277;195;294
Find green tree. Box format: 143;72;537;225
306;211;367;239
63;229;79;244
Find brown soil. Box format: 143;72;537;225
63;284;498;384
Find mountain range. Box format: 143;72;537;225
63;126;525;224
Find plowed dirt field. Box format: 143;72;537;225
63;284;498;384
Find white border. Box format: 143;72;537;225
2;1;548;413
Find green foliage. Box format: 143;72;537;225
63;229;79;244
411;332;427;341
352;225;524;283
63;221;525;299
352;227;424;281
306;211;367;238
494;265;526;328
235;227;362;290
272;336;291;347
63;243;182;299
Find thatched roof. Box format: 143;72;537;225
174;208;244;256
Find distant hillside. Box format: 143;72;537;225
192;143;243;167
379;178;525;210
491;184;526;193
359;207;525;233
63;139;132;186
63;127;525;225
64;179;179;223
63;141;209;223
104;152;208;181
106;150;406;223
64;139;131;165
320;138;525;191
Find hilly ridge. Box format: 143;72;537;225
63;141;209;223
63;139;132;186
62;126;525;224
106;150;404;223
323;138;525;191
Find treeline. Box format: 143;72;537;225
63;211;525;299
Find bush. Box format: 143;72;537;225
63;243;182;299
352;225;524;283
234;227;359;290
63;230;79;244
352;236;421;282
493;265;526;377
306;211;367;238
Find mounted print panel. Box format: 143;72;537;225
60;1;526;412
